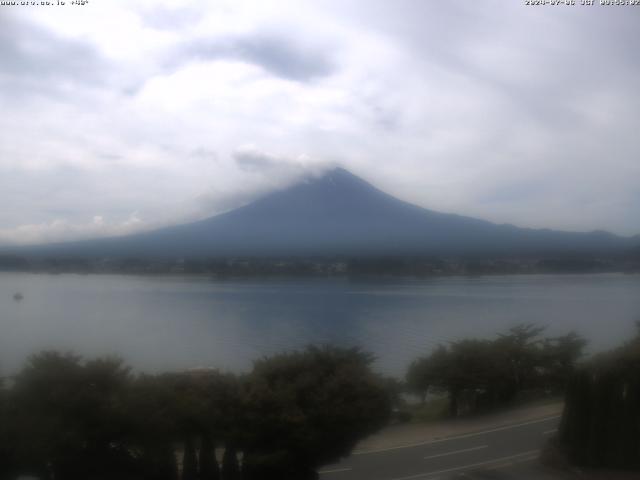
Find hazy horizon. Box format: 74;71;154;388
2;166;639;251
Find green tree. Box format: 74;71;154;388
406;345;449;404
539;332;587;393
408;325;586;418
198;432;220;480
495;324;546;396
442;339;503;416
559;326;640;470
182;437;198;480
241;346;390;479
0;375;15;480
221;444;241;480
11;352;135;480
126;374;179;480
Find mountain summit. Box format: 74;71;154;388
14;168;637;258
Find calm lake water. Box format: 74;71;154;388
1;272;639;377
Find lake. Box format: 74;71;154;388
1;272;639;377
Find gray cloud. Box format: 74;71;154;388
0;13;146;101
0;15;105;94
190;147;334;216
167;31;336;82
233;147;285;171
1;0;639;244
231;146;333;177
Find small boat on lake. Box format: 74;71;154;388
13;293;23;302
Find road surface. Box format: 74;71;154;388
319;415;561;480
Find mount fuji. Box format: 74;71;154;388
10;168;638;259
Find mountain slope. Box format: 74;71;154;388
11;168;638;258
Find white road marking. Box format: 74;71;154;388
354;415;560;455
486;452;539;470
387;450;540;480
423;445;488;460
319;467;353;475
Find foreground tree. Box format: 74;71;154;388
406;346;449;404
1;346;391;479
221;444;241;480
494;324;545;396
241;346;391;479
126;374;180;480
199;432;220;480
407;325;586;417
539;332;587;393
558;326;640;470
10;352;135;480
0;376;15;480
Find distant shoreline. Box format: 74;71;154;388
1;256;638;280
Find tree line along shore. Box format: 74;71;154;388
1;254;640;277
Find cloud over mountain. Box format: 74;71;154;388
1;0;639;246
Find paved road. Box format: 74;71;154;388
319;415;561;480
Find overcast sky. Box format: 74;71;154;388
1;0;639;245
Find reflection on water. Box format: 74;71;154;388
1;272;639;376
